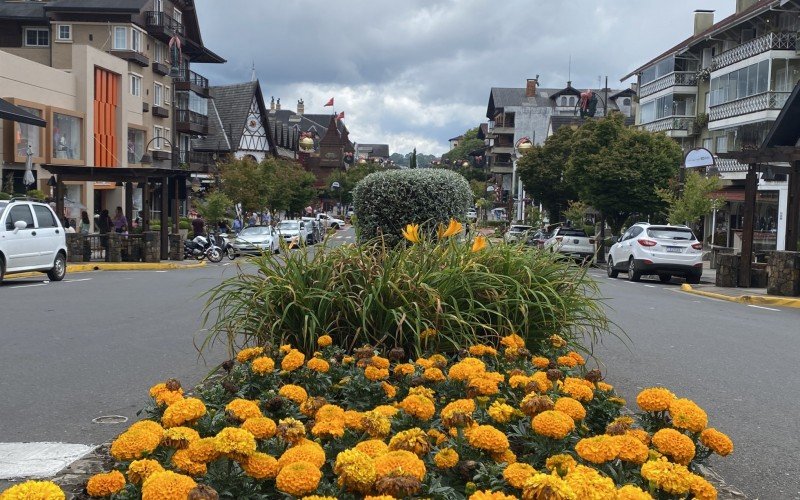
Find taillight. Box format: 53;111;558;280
691;243;702;250
589;238;595;244
555;236;563;242
637;239;656;247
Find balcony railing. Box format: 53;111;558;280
715;157;749;173
145;11;184;38
709;91;790;121
638;116;694;133
639;71;698;98
179;150;215;165
176;109;209;135
176;69;208;89
712;32;798;71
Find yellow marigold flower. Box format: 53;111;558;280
278;442;327;470
162;397;206;428
225;398;263;421
509;374;531;389
532;356;550;369
488;401;516;424
374;450;426;481
315;403;345;422
419;328;438;341
126;459;164;485
360;412;391;438
334;449;376;494
596;381;614;392
522;473;576;500
561;377;594;402
567;351;585;365
343;355;355;364
110;423;163;461
471;235;488;252
250;356;275;375
311;419;346;439
279;344;292;354
402;223;422;243
236;346;264;363
423;367;446;382
466;424;509;452
399;394;436;420
343;410;365;431
549;334;567;348
389;428;430;456
242;452;279;479
531;410;575;440
469;344;498;356
441;398;476;427
214;427;257;458
427;428;448;445
278;384;308;404
276;461;322;497
529;371;552;393
652;428;696;465
470;491;517;500
162;426;200;449
277;417;307;444
381;382;397;399
700;428;734;457
394;363;415;377
303;496;338;500
500;333;526;349
616;484;654;500
492;448;517;465
141;471;196;500
281;349;306;371
374;404;400;417
365;365;390;381
553;397;586;422
408;386;436;401
355;439;389;458
545;454;577;476
574;435;619;464
186;437;220;464
364;496;396;500
448;357;486;381
306;357;330;373
468;376;500;396
613;433;650;464
437;218;463;238
0;481;64;500
317;334;333;347
171;448;207;476
241;416;277;439
690;474;718;500
564;464;616;499
669;398;708;433
636;387;676;412
640;457;692;495
556;355;578;368
148;382;184;407
432;448;459;468
627;428;651;446
503;462;536;489
370;355;390;369
86;470;125;497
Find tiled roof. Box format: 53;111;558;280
357;144;390;157
44;0;147;12
0;0;47;20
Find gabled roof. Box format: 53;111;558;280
449;135;464;142
44;0;146;13
0;0;47;20
609;88;636;100
621;0;776;81
357;144;390;157
476;123;488;140
549;84;582;100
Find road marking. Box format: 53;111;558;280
0;443;95;480
6;282;48;289
64;278;92;283
748;304;780;312
643;284;656;288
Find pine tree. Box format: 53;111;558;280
410;148;417;169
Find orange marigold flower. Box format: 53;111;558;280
690;474;718;500
110;422;163;461
596;381;614;392
373;404;400;417
470;490;517;500
275;461;322;497
225;398;262;421
278;442;327;470
549;334;567;348
616;484;654;500
567;351;585;365
0;481;65;500
311;419;346;439
365;365;390;381
126;459;164;485
423;367;446;382
561;377;594;402
531;410;575;440
553;397;586;422
408;386;436;401
355;439;389;458
161;398;206;428
433;448;459;468
669;398;708;433
148;382;184;407
381;382;397;399
214;427;257;458
242;452;279;479
306;357;330;373
281;349;306;371
343;410;365;431
522;472;576;499
532;356;551;369
466;425;509;452
501;333;526;349
545;454;577;476
317;335;333;347
236;347;264;363
440;398;476;427
250;356;275;375
613;433;650;464
469;344;498;357
503;462;536;489
186;437;220;464
278;384;309;404
370;355;390;369
448;358;486;381
241;417;277;439
574;435;619;464
700;428;734;457
636;387;676;412
564;464;616;499
640;457;692;495
393;363;415;377
171;449;207;477
626;428;652;447
141;471;196;500
488;401;516;424
557;355;578;368
389;428;431;456
399;394;436;420
86;470;126;497
373;450;426;481
162;426;200;449
652;428;696;465
362;411;392;438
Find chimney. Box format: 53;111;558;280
526;75;540;97
630;82;638;94
297;99;304;115
270;96;275;111
276;98;281;110
694;10;714;35
736;0;758;14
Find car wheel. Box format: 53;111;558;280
607;257;619;278
47;253;67;281
332;223;340;230
0;257;5;283
686;273;701;285
658;273;672;283
627;258;641;282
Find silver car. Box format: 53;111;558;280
503;224;533;243
231;225;278;255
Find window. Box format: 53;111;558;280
703;138;713;152
709;60;770;106
25;28;50;47
173;8;182;25
113;26;127;49
52;112;83;161
6;205;34;231
56;25;71;41
716;136;728;154
164;86;171;105
560;97;567;106
130;73;142;96
623;98;631;106
165;128;171;149
154;0;163;11
154;41;164;63
14;106;43;158
131;28;143;53
33;206;57;228
128;128;145;164
175;91;208;115
641;55;675;85
154;83;163;106
153;126;164;150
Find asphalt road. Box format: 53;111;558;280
590;270;800;500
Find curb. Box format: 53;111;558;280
6;261;207;280
680;284;800;308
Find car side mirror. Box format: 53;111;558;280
13;220;27;232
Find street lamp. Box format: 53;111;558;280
512;137;533;223
331;181;342;215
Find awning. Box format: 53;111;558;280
0;97;46;127
709;188;744;202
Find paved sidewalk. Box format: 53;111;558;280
679;262;800;308
5;260;206;280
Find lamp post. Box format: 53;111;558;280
331;181;342;215
513;137;533;223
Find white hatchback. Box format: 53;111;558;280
0;199;68;282
607;223;702;284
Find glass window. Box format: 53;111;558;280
747;64;758;95
630;227;643;238
703;138;713;151
716;136;728;154
560;97;567;106
757;60;769;94
14;106;43;158
6;205;34;231
57;25;71;41
165;128;171;149
130;74;141;96
173;8;182;25
52;113;82;161
641;100;655;123
154;83;163;106
648;227;695;240
153;126;163;149
132;29;142;53
154;42;163;62
113;27;127;49
164;86;171;105
25;28;49;47
128;128;145;163
154;0;163;11
175;91;208;115
33;205;57;228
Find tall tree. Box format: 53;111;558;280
657;170;725;228
410;148;417;169
322;162;384;206
218;158;270;213
517;126;578;222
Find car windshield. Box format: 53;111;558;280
559;228;587;237
510;225;532;232
278;221;299;230
0;201;6;219
240;226;272;236
647;227;694;240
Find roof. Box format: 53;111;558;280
449;135;464;141
486;87;579;118
476;123;489;140
0;97;46;126
621;0;776;81
356;144;390;157
44;0;147;13
762;79;800;149
549;114;635;134
549;85;582;100
0;0;46;20
609;88;637;100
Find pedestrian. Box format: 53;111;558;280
248;212;257;227
218;219;230;234
232;217;242;233
263;211;272;226
112;206;128;234
97;209;111;234
65;220;76;234
192;212;205;238
79;210;91;234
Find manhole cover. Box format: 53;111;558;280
92;415;128;424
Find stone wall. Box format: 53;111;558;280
169;234;185;261
65;234;84;263
767;251;800;297
716;254;740;288
143;232;160;263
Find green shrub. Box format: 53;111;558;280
178;220;191;230
0;192;11;201
26;189;46;200
352;169;471;243
202;236;610;358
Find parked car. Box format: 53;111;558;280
231;225;278;256
607;223;702;283
503;224;533;244
301;217;325;244
0;198;68;282
466;209;478;222
316;213;345;230
490;208;507;221
543;226;596;261
276;220;310;248
524;229;549;248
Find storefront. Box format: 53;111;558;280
709;184;788;252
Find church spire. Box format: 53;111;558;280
250;61;256;82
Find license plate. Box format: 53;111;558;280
573;239;580;244
666;246;682;253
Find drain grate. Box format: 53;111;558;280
91;415;128;424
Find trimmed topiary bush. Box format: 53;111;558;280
352;169;471;243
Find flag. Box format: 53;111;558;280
324;97;334;107
336;111;345;121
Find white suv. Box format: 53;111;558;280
0;199;68;283
607;223;702;284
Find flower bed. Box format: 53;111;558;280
2;334;732;500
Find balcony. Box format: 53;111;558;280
639;72;698;98
490;161;513;174
179;151;217;171
152;61;170;76
709;91;790;122
151;105;169;118
176;109;209;135
145;11;184;42
638;116;695;135
715;157;749;173
712;32;797;72
491;145;514;155
114;50;149;67
174;69;210;98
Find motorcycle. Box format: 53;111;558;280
217;232;237;260
184;234;223;263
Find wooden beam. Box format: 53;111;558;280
739;164;758;287
160;178;169;259
55;179;65;227
124;182;133;231
142;180;150;232
786;161;800;252
172;177;180;234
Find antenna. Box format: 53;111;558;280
250;61;256;82
568;54;571;82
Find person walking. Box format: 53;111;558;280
79;210;91;234
232;217;242;234
97;209;111;234
248;212;257;227
191;212;206;239
112;206;128;234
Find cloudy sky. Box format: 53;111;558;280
194;0;735;156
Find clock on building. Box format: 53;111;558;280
247;118;259;132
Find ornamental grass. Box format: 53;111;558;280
5;333;734;499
